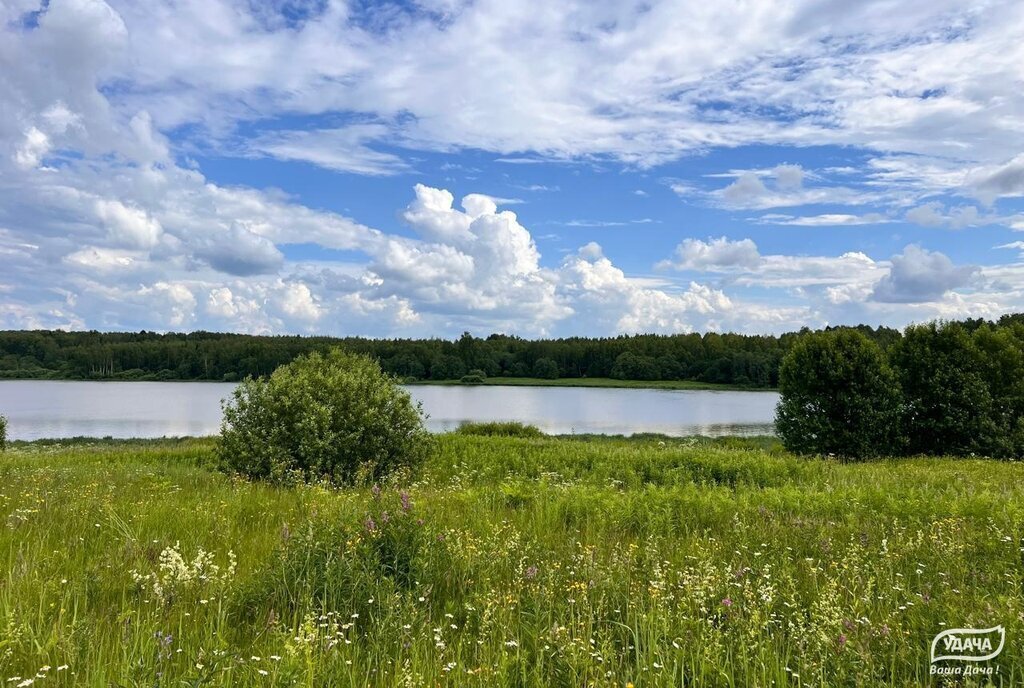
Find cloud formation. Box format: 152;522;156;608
1;0;1023;337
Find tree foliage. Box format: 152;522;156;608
217;349;430;484
532;358;560;379
0;326;845;388
778;319;1024;459
776;330;903;459
0;414;7;452
892;321;1003;456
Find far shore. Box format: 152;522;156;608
0;375;775;392
403;376;776;392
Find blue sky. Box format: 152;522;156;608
3;0;1024;337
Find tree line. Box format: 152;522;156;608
777;314;1024;459
0;316;1018;396
0;328;832;387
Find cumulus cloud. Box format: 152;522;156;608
562;247;733;333
6;0;1022;182
94;199;163;248
871;245;978;303
2;0;1023;337
904;202;983;229
711;164;878;210
193;225;284;276
658;237;761;272
967;155;1024;204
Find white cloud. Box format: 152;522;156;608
658;237;761;271
757;213;891;226
710;164;880;210
94;199;163;248
5;0;1018;184
871;245;978;303
905;202;983;229
2;0;1024;338
966;154;1024;204
249;124;410;176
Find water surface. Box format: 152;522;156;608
0;380;778;440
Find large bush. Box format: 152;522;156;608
0;414;7;452
775;329;904;459
890;322;1002;457
217;350;431;484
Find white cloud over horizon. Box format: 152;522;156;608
3;0;1024;338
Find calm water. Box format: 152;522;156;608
0;380;778;441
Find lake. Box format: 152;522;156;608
0;380;778;441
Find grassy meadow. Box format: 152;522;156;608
1;433;1022;686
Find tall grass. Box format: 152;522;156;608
1;435;1022;685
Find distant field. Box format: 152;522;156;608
1;435;1021;685
407;376;774;391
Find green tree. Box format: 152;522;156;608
775;330;904;459
429;355;466;380
217;349;431;484
972;324;1024;457
656;355;685;381
532;358;560;379
890;322;1000;457
610;352;661;380
0;414;7;452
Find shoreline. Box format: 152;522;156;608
404;376;776;392
0;375;776;392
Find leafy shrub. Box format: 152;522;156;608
217;349;431;484
460;374;485;384
776;329;904;459
466;368;487;379
0;414;6;451
890;322;1003;457
455;421;545;438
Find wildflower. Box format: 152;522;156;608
720;597;733;607
258;669;268;676
371;484;381;499
838;634;847;648
525;565;538;580
400;491;411;512
364;516;377;532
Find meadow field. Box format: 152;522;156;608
1;433;1021;686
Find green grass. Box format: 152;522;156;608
406;376;774;391
1;435;1022;685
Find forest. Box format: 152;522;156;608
0;315;1020;387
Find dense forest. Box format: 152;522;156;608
1;315;1020;387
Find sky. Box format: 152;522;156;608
3;0;1024;338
